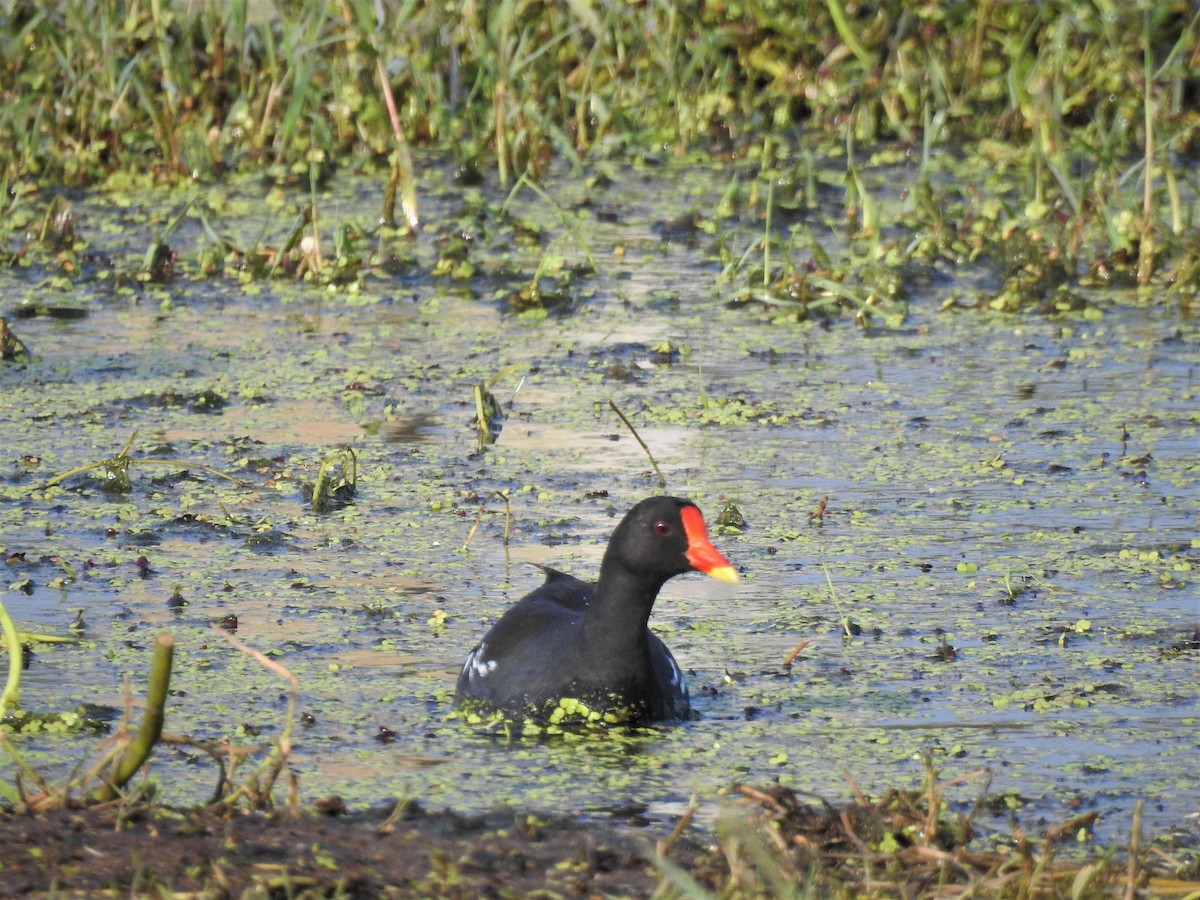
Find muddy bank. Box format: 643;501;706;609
0;801;680;896
5;787;1196;898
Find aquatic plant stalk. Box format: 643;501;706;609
496;490;512;549
460;490;512;554
825;0;872;68
608;399;665;489
345;0;421;232
142;199;195;272
762;176;773;288
1125;799;1142;899
656;793;698;858
504;174;597;270
311;446;357;512
91;633;174;803
0;599;23;717
783;638;809;667
149;0;182;170
823;565;853;639
45;432;253;489
377;63;419;230
474;382;498;450
1137;11;1155;287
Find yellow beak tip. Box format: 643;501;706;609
706;565;740;584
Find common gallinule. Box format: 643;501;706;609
453;496;738;726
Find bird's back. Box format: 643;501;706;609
453;567;595;713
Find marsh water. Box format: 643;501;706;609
1;159;1197;849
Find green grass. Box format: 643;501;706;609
1;2;1198;311
1;2;1195;181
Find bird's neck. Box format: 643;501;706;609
580;559;663;646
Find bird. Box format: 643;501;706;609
453;496;738;727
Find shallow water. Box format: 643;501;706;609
1;162;1196;849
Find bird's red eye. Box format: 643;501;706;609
653;520;671;535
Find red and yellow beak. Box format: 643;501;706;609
680;505;739;583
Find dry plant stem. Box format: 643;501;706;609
159;732;236;803
734;784;790;816
306;185;323;272
495;490;512;550
934;767;990;791
286;767;300;814
656;794;698;857
824;566;854;639
379;797;413;834
92;633;174;803
921;756;941;849
1126;799;1142;900
473;382;493;448
837;806;872;865
906;843;974;877
1;731;51;806
723;781;1177;897
810;495;829;521
382;163;400;228
375;54;419;230
783;638;809;667
461;490;512;552
841;769;869;805
45;454;253;489
461;499;488;551
608;399;666;488
209;623;298;809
